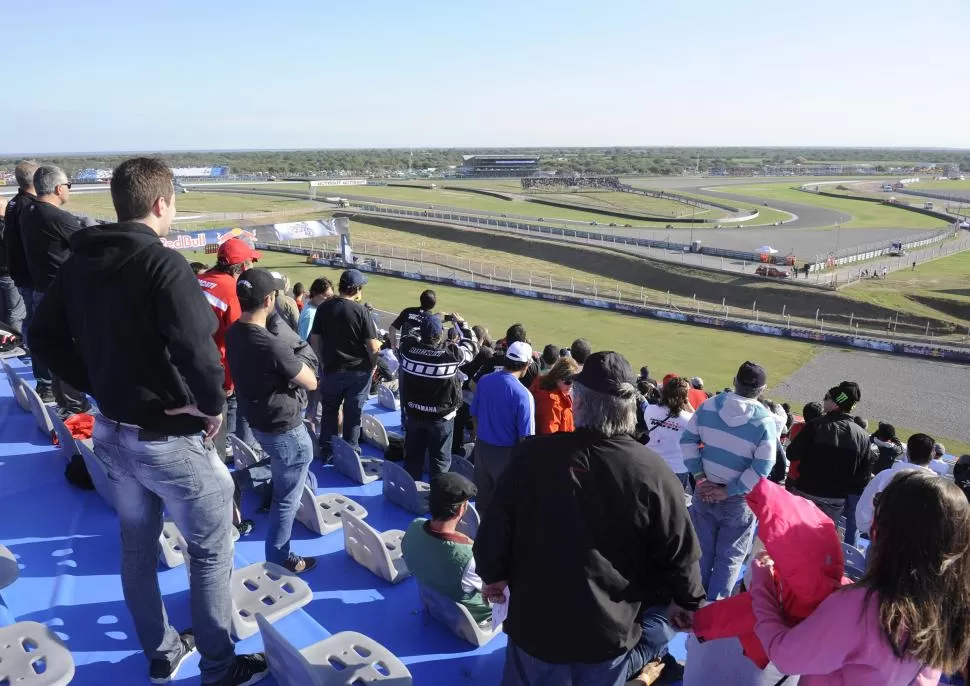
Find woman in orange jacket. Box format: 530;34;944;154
532;356;579;434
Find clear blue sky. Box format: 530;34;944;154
3;0;968;153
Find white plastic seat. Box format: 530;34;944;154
449;454;475;482
341;510;409;584
76;440;116;511
229;562;312;639
333;437;382;485
381;460;430;515
296;485;369;536
416;580;501;647
0;621;75;686
455;503;480;540
229;434;263;470
1;359;29;412
361;414;389;452
256;613;412;686
377;384;400;411
0;543;18;590
21;380;54;438
158;519;187;569
843;542;867;580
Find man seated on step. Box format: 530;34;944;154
401;473;491;626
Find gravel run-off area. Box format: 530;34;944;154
770;349;970;443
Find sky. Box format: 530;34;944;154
3;0;969;153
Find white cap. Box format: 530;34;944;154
506;341;533;364
934;443;946;456
690;376;703;389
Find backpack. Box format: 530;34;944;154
384;435;404;462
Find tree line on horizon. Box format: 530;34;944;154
2;147;967;177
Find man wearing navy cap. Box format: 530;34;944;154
398;312;478;479
475;351;703;684
309;269;381;461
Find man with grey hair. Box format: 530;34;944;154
20;164;89;415
475;351;703;685
0;201;26;335
680;361;778;601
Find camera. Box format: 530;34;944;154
444;314;457;322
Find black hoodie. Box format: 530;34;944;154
29;221;226;435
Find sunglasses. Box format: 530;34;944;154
58;182;72;190
562;379;574;386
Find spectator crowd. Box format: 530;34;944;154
3;156;970;686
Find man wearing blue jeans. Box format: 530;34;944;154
226;268;320;574
29;157;269;685
310;269;380;461
681;361;778;601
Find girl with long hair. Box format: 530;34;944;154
641;376;694;491
752;470;970;684
532;356;579;434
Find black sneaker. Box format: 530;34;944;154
283;555;317;575
149;629;197;684
205;653;269;686
37;386;55;404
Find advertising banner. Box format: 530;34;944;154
272;220;338;241
309;179;368;187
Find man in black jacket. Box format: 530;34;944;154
786;381;872;526
474;351;703;684
399;313;478;479
29;158;269;686
472;322;540;389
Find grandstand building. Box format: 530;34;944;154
457;154;540;178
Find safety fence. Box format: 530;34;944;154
255;241;970;363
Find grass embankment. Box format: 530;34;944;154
67;191;319;220
842;251;970;328
909;180;970;192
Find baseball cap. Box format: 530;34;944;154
735;361;767;390
934;442;946;456
339;269;368;290
690;376;704;389
420;313;444;340
662;373;678;386
506;341;533;364
573;351;636;396
218;237;261;265
429;473;477;513
826;381;861;412
237;268;285;304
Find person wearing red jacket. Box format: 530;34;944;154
198;237;261;460
531;356;579;434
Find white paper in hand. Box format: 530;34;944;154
491;586;510;631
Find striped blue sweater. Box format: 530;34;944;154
680;392;778;496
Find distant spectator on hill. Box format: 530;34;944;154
570;337;592;366
401;473;489;623
643;376;694;492
532;356;579;435
311;269;380;462
292;281;304;311
473;323;540;389
787;382;872;525
681;361;777;601
471;341;535;515
870;422;904;474
389;288;436;350
855;433;936;538
272;272;299;332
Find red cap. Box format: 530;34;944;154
662;373;678;385
217;237;261;265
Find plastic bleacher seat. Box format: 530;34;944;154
295;485;369;536
455;503;480;540
361;413;389;452
416;580;501;647
229;434;263;471
382;460;430;515
229;562;312;639
449;454;475;482
256;613;412;686
158;518;187;569
1;359;30;412
0;621;76;686
0;543;19;590
76;440;117;511
21;379;54;438
843;542;867;581
332;436;383;485
341;510;409;584
377;384;400;411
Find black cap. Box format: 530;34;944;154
572;351;635;396
339;269;368;290
736;361;767;389
429;473;477;512
827;381;861;411
237;268;285;304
